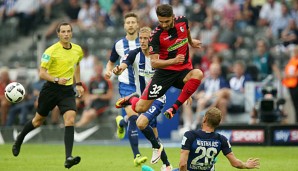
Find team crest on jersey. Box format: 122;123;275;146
180;26;184;32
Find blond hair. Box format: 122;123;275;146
139;26;152;34
205;107;222;128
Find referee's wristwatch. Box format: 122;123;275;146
54;77;59;84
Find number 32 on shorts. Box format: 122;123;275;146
150;84;162;95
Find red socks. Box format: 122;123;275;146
130;97;139;112
174;78;201;110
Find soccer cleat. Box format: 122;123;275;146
115;92;139;108
12;142;21;157
161;164;173;171
151;143;163;164
164;107;176;119
115;115;126;139
64;156;81;169
134;154;148;167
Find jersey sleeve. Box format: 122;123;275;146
220;135;232;155
176;16;189;30
78;46;84;63
149;28;161;55
181;131;195;150
109;42;120;63
122;48;138;66
40;48;53;69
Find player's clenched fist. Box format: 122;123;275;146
174;54;185;64
104;71;112;79
112;65;124;75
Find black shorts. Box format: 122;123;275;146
142;69;191;100
37;82;76;116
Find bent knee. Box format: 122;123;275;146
137;122;146;130
191;69;204;80
135;104;147;113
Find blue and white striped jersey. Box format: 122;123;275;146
123;47;166;104
122;47;154;95
109;37;140;86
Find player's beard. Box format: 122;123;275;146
127;30;137;35
162;21;174;31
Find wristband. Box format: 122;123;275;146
76;82;82;86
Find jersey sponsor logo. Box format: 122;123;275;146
74;125;100;142
139;69;155;77
41;54;50;62
167;38;188;52
13;127;41;143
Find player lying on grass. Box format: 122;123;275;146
179;107;260;171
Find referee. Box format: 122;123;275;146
12;22;84;169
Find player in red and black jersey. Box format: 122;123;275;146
116;4;203;120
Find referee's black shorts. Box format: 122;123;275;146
37;82;76;116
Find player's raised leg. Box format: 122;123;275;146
164;69;203;119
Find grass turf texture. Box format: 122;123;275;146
1;144;298;171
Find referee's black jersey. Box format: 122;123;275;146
181;130;232;171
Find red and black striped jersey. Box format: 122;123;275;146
149;16;193;71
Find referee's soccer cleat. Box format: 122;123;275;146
151;143;163;164
115;92;139;108
64;156;81;169
164;107;176;119
134;154;148;167
115;115;125;139
12;142;21;157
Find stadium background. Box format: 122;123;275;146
0;0;297;147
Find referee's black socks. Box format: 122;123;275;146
64;126;74;159
16;120;35;144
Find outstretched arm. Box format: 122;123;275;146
188;29;201;49
112;63;128;75
226;152;260;169
179;149;189;171
104;60;115;79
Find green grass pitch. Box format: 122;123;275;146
1;144;298;171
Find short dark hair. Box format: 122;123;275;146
156;4;173;17
124;12;138;22
56;22;72;33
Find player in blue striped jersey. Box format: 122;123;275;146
112;27;172;171
104;12;147;166
179;107;260;171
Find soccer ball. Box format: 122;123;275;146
4;82;26;103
